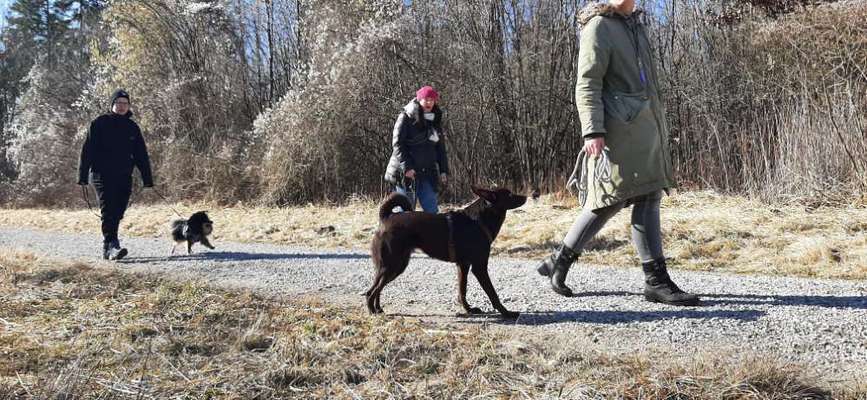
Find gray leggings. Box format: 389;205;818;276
563;190;663;263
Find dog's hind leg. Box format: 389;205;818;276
367;268;397;314
365;269;386;313
368;249;411;315
456;263;482;315
375;249;412;313
471;259;519;319
170;242;178;256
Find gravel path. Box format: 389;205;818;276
2;226;866;383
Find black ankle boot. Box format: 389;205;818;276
642;258;700;306
537;244;579;297
102;243;111;260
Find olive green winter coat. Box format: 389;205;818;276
574;3;676;210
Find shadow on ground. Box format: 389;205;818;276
378;291;867;325
120;250;370;264
698;293;867;310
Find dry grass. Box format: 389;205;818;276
0;249;862;398
2;190;867;279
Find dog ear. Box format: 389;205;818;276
472;186;497;203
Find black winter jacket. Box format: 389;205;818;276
78;112;153;186
384;100;449;185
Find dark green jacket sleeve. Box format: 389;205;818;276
575;18;611;137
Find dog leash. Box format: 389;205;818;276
568;148;612;207
149;186;185;218
80;186;103;219
400;175;418;209
80;183;142;220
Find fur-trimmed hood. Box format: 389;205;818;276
577;2;645;26
402;99;442;124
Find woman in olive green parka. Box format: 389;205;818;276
537;0;700;306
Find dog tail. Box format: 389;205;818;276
170;219;186;242
379;192;413;223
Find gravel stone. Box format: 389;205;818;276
1;226;865;382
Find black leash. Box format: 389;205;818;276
80;183;140;220
149;186;185;218
81;185;103;219
81;182;184;221
403;176;418;208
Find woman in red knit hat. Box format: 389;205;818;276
383;85;450;213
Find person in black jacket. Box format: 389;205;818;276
77;90;153;260
383;86;449;214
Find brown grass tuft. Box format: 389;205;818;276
0;249;862;398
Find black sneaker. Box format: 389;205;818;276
107;241;128;261
111;247;128;261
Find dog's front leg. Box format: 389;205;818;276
187;241;193;255
201;237;215;250
471;260;519;319
456;263;482;314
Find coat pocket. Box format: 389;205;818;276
602;91;650;124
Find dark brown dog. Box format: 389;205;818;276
365;186;526;319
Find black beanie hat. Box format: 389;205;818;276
111;89;130;105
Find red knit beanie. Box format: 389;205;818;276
415;86;439;101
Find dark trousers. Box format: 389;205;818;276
92;174;132;246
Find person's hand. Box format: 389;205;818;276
439;173;448;186
583;137;606;156
405;169;416;179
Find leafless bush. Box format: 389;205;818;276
656;0;866;202
2;0;865;206
258;1;582;204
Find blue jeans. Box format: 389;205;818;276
395;177;438;214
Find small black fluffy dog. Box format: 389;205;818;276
170;211;215;255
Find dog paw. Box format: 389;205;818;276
467;307;483;314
